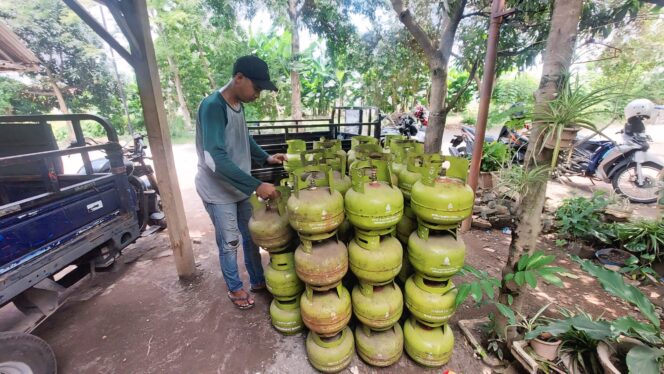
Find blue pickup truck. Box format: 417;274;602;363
0;114;142;372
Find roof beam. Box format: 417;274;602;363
101;0;143;60
63;0;134;65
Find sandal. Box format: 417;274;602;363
227;291;255;310
250;283;267;293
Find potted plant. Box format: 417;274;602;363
532;77;616;168
510;303;562;361
479;141;511;189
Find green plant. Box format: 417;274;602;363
533;77;617;167
555;192;611;243
456;252;565;317
612;219;664;262
571;257;663;373
480;141;511;172
619;255;660;283
497;165;550;201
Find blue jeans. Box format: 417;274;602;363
203;199;265;292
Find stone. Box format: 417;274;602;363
495;204;510;215
472;217;493;229
480;206;497;219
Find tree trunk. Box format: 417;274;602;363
425;57;448;153
46;68;75;141
166;54;193;131
288;0;303;125
495;0;584;341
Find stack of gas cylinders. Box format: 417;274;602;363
401;153;474;367
248;186;304;335
249;136;475;372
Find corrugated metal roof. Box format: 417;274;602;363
0;21;40;72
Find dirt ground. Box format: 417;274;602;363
11;124;664;373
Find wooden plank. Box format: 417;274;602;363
63;0;134;64
120;0;195;278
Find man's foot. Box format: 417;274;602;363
227;289;255;310
250;282;267;292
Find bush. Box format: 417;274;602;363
480;141;511;172
555;192;611;242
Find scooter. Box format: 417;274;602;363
78;134;167;229
556;126;662;204
449;124;529;164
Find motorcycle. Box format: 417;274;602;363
380;105;428;143
556;126;662;204
78;134;167;230
449;124;529;164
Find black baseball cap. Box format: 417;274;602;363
232;55;278;92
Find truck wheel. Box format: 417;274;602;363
0;332;57;374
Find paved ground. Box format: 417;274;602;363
6;121;662;373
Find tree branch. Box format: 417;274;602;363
390;0;436;58
497;41;544;57
439;0;468;62
461;10;490;19
444;58;479;114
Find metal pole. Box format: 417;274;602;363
461;0;506;232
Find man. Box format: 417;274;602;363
195;55;286;310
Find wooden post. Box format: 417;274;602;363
126;0;196;278
65;0;196;278
460;0;505;232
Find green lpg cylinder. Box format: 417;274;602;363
405;273;458;327
269;297;304;335
410;156;474;228
404;317;454;367
300;284;352;337
349;229;402;285
398;154;441;201
323;152;351;196
408;223;465;280
248;187;295;252
287;165;345;238
355;323;403;367
313;137;346;158
345;160;403;232
347;135;379;166
283;139;307;172
352;281;403;331
396;205;417;244
306;326;354;373
265;250;304;299
397;249;414;286
294;235;348;290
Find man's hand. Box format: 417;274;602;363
256;182;278;200
267;153;287;165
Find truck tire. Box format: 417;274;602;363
0;332;57;374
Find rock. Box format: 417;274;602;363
474;197;483;205
489;214;513;229
480;207;497;219
482;247;496;253
495;204;509;215
472;217;492;229
482;192;497;203
488;200;497;209
473;205;482;214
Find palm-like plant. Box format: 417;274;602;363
533;78;618;167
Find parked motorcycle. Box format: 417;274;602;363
556;99;662;203
78;134;166;230
449;124;529;164
381;105;428;143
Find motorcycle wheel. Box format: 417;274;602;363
611;162;662;204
